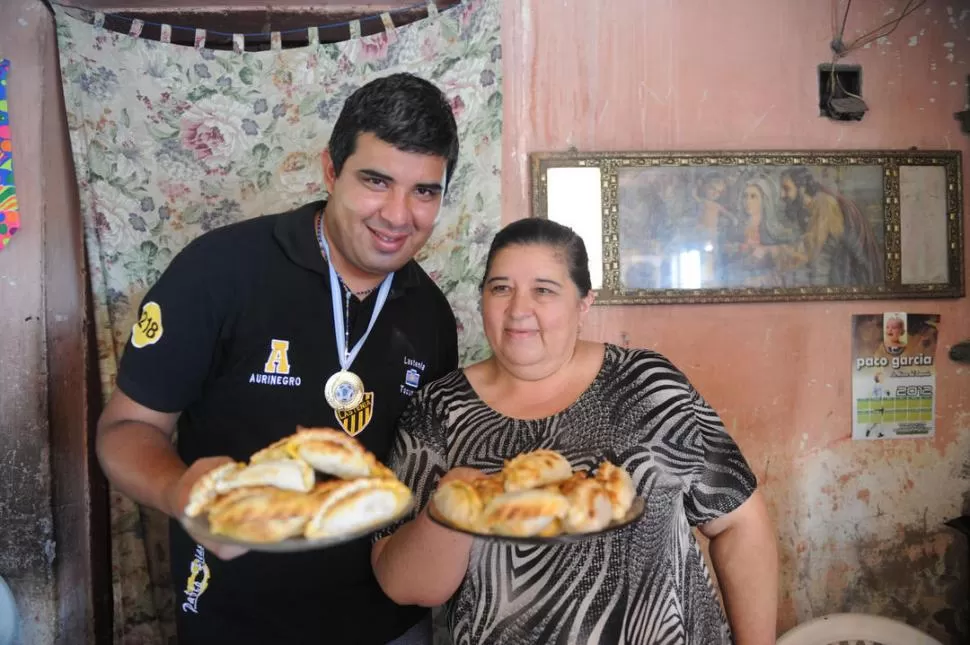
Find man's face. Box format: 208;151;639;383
781;177;798;204
782;176;811;226
322;132;447;278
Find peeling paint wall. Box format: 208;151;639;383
2;0;968;641
502;0;970;642
0;1;58;644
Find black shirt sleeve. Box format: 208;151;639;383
115;236;231;413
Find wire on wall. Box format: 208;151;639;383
824;0;927;120
832;0;927;59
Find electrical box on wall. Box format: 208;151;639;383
956;75;970;134
957;110;970;135
819;64;867;121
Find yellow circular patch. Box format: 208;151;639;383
131;301;164;348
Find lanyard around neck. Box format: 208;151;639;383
316;214;394;370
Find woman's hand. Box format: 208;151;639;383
371;465;483;607
700;490;778;644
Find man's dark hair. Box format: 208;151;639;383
328;73;459;191
781;167;821;197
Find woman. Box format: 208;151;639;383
372;218;778;645
718;176;798;287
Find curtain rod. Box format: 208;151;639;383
48;0;460;39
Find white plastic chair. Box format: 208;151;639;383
777;613;944;645
0;576;18;645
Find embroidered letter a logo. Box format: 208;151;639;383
263;339;291;374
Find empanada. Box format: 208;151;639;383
304;478;412;539
364;454;397;480
536;518;563;538
553;470;590;495
480;489;569;537
502;449;573;492
432;480;484;531
560;477;613;534
249;436;295;463
214;459;315;495
470;474;506;505
287;427;373;479
183;461;245;517
595;461;635;520
183;427;410;544
207;486;318;543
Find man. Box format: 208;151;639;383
754;167;883;286
96;73;460;645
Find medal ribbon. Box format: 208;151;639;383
316;214;394;371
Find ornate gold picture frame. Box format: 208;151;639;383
531;150;963;305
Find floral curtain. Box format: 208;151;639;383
54;1;501;641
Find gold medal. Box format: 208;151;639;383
325;370;365;411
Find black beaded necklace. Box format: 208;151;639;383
315;212;378;356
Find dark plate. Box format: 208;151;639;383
427;496;645;544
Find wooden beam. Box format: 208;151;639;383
42;2;112;640
0;1;58;642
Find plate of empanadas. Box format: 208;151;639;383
427;449;644;543
180;426;414;552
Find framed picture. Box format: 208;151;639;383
530;150;964;305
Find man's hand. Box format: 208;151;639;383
165;456;249;561
96;390;249;560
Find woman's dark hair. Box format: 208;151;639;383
480;218;592;297
328;73;459;191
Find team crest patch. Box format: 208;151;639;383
131;301;163;348
335;392;374;437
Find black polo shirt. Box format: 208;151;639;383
116;201;458;645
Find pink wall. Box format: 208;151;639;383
503;0;970;641
2;0;968;640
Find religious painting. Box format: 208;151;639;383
531;150;963;304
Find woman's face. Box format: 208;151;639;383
743;185;764;218
481;244;593;380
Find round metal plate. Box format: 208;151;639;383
427;496;645;545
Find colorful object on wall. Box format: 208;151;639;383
0;59;18;251
852;312;940;440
